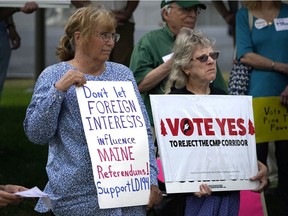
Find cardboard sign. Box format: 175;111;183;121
253;96;288;143
150;95;259;193
76;81;150;208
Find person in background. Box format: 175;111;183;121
212;0;240;46
236;1;288;214
0;1;38;99
129;0;227;137
164;27;268;216
71;0;139;67
0;184;28;208
23;5;161;215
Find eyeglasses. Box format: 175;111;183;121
96;32;120;42
191;52;219;63
169;5;200;15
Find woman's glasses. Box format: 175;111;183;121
191;52;219;63
96;32;120;42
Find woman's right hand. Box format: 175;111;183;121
193;184;212;198
55;70;87;92
280;85;288;107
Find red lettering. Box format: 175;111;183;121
166;118;179;136
216;118;226;135
237;118;246;135
204;118;215;135
193;118;204;135
97;146;134;162
248;119;255;135
165;118;248;136
227;118;237;135
97;165;105;179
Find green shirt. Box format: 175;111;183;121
130;24;227;124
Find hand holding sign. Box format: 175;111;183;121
55;70;87;92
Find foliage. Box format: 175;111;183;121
0;79;49;215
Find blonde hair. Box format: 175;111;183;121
164;27;215;94
56;5;116;61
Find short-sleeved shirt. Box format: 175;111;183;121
236;4;288;97
130;24;227;124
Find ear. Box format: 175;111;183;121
162;8;170;22
182;67;190;76
73;31;81;44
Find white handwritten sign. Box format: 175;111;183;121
150;95;259;193
76;81;150;208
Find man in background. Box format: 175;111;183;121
0;2;38;100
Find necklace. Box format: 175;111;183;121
262;7;279;25
253;4;279;26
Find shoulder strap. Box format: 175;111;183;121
248;10;253;30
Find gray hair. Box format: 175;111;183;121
164;27;216;94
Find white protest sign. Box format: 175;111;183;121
76;81;150;208
150;95;259;193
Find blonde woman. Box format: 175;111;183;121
164;27;268;216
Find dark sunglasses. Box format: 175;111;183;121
191;52;219;63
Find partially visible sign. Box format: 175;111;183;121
150;95;259;193
0;0;71;8
253;96;288;143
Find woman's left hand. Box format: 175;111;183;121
147;185;162;210
250;161;268;193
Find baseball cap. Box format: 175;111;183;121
160;0;206;10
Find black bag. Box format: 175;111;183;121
228;61;251;95
228;10;253;95
147;144;186;216
147;193;186;216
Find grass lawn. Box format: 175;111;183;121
0;79;50;215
